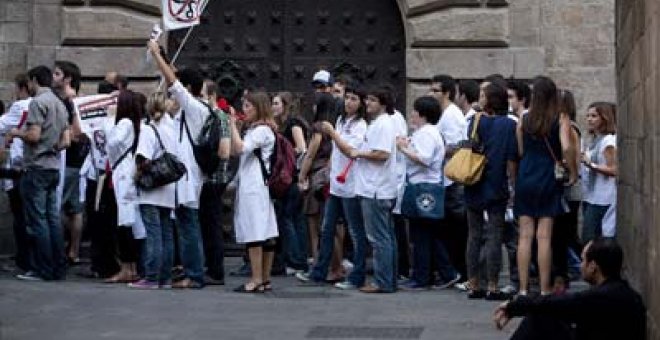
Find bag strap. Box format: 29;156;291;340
149;124;166;153
252;124;276;184
111;147;132;171
469;113;482;142
543;136;560;163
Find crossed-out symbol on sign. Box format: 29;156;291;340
169;0;200;22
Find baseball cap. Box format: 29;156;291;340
312;70;332;86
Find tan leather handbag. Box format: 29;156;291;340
443;113;486;185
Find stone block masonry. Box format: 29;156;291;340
616;0;660;338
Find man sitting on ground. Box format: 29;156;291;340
493;238;646;340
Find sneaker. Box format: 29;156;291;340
285;267;302;276
433;273;462;289
334;281;358;290
485;291;511;301
128;279;159;289
400;279;428;290
501;284;518;295
295;271;311;282
16;271;44;282
467;289;487;299
454;280;472;292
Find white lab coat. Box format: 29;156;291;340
106;118;145;239
233;126;278;244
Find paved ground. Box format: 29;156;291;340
0;258;525;340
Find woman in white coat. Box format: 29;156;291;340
103;90;144;283
229;91;279;293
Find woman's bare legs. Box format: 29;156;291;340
517;216;535;294
537;217;554;294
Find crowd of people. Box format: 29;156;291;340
0;39;622;301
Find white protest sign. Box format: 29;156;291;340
162;0;203;31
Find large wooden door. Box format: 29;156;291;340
169;0;406;111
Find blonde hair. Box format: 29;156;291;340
146;92;168;122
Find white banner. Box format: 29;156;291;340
162;0;203;31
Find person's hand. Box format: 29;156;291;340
228;111;237;126
348;149;360;159
566;173;578;186
8;128;20;139
320;121;335;135
147;39;160;55
298;177;309;192
493;302;511;331
396;136;409;150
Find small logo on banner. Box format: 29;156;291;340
163;0;202;30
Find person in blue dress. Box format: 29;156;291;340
514;76;577;296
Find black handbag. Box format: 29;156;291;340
401;178;445;220
136;125;187;190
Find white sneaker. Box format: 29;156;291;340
501;284;517;295
295;272;311;282
16;271;44;282
454;280;472;292
286;267;302;276
434;273;462;289
334;281;357;290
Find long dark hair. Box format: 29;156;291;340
313;92;337;123
525;76;559;137
115;90;141;152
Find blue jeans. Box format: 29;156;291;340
310;195;367;286
140;205;174;284
21;169;65;280
409;217;458;285
175;206;205;285
582;202;609;243
275;184;309;270
360;197;397;292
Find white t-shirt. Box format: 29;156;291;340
436;102;467;187
135;115;177;209
329;116;367;198
391;110;408;183
354;113;398;200
583;134;617;206
169;80;210;209
0;98;31;191
406;124;445;184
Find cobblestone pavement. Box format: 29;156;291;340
0;258;527;340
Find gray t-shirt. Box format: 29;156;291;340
23;87;69;170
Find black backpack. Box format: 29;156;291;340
180;100;227;175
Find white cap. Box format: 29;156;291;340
312;70;332;86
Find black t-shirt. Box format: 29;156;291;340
66;134;90;168
282;116;309;150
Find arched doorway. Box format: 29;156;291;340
169;0;406;112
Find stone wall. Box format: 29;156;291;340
401;0;615;116
616;0;660;338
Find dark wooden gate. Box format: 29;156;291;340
168;0;406;112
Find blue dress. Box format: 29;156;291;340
514;117;565;218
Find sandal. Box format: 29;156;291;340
103;273;131;284
233;282;265;293
172;278;204;289
263;281;272;291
